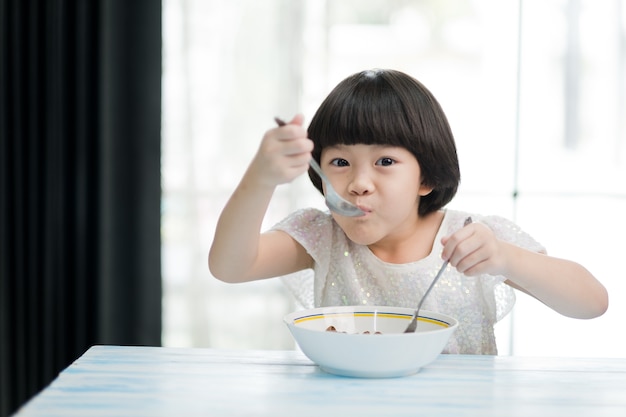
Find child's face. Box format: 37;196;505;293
320;144;433;246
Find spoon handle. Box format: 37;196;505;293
406;216;473;333
420;216;473;311
307;158;330;183
417;261;449;313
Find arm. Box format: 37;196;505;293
441;222;608;319
208;115;314;283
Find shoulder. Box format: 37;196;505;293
442;209;473;229
269;208;335;245
271;208;331;231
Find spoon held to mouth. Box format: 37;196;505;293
274;117;365;217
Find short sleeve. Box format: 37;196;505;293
480;214;546;254
270;208;333;309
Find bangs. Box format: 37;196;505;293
310;72;416;152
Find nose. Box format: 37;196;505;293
348;168;374;196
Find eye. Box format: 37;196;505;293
330;158;350;167
376;157;395;167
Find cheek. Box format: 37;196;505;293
378;188;421;218
382;179;421;204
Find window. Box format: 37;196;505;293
162;0;626;357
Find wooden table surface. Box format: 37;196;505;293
13;345;626;416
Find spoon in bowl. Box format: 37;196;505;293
404;216;473;333
274;117;365;217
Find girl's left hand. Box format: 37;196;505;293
440;222;507;276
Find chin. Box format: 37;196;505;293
343;229;379;246
332;216;378;245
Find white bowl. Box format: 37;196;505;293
284;305;458;378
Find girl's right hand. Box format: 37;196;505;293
248;114;313;187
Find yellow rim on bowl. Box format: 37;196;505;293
293;311;451;328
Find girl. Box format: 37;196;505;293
209;69;608;354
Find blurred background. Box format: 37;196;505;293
162;0;626;358
2;0;625;415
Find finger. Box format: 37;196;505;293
273;124;308;142
447;231;487;269
280;137;313;157
275;114;304;127
281;142;312;159
441;226;475;261
459;258;490;276
284;153;314;170
288;113;304;126
453;242;486;272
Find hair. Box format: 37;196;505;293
307;69;460;216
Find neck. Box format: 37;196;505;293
369;211;445;264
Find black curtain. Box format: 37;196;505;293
0;1;162;415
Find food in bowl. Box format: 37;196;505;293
325;325;382;334
284;305;458;378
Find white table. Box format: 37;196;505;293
13;345;626;416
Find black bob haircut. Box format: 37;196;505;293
307;69;461;217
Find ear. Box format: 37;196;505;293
418;183;433;197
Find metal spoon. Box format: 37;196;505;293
404;216;473;333
274;117;365;217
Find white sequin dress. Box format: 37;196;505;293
271;208;545;354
